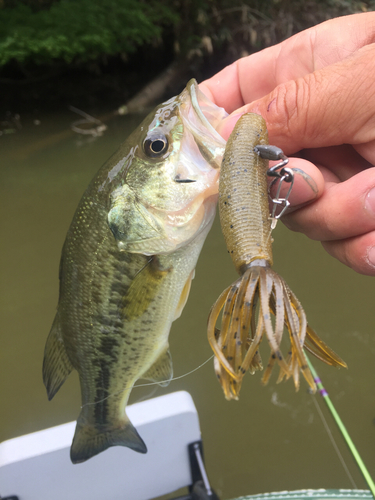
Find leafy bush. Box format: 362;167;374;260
0;0;373;69
0;0;178;66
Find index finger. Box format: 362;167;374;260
199;12;375;113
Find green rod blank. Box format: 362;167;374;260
306;356;375;498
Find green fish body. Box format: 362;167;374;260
43;80;226;464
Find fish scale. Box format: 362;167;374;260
43;79;227;463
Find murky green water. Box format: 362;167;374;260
1;108;374;500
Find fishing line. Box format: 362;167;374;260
81;354;214;408
133;354;214;388
132;385;158;404
309;388;357;489
306;355;375;497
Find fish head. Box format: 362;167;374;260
107;79;227;254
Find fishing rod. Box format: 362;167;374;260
306;356;375;498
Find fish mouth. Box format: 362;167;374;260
150;80;227;250
187;78;228;146
118;80;228;255
156;81;227;249
182;79;228;170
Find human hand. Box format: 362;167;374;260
200;12;375;275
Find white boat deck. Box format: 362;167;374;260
0;391;201;500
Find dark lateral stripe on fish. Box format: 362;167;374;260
108;248;140;275
94;362;111;423
44;80;225;463
110;280;129;295
99;336;120;361
97;314;124;329
92;328;122;422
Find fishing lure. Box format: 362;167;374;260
207;113;346;400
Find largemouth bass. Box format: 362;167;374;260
43;80;227;463
207;113;346;400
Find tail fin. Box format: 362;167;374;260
70;412;147;464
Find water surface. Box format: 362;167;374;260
1;109;374;499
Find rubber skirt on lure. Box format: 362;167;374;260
207;113;346;400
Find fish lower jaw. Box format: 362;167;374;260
162;195;217;250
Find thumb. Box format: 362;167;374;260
222;45;375;156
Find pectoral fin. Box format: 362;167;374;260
122;256;170;321
142;348;173;387
43;314;73;400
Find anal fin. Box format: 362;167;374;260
43;314;73;400
142;348;173;387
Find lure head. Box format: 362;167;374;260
103;79;227;255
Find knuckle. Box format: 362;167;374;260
265;81;298;140
265;76;316;149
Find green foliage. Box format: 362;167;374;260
0;0;374;69
0;0;178;66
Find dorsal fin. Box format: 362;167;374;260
43;314;73;400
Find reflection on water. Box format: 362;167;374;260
1;109;374;499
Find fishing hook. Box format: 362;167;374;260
254;144;294;226
269;167;294;221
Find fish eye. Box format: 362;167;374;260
143;133;169;158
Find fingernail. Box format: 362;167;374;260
365;187;375;216
366;246;375;268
